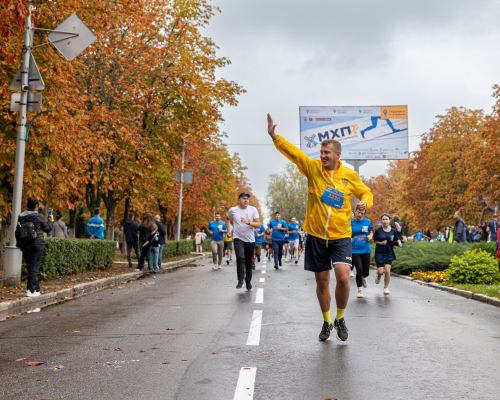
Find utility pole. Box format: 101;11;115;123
345;160;367;209
176;134;191;241
2;2;33;287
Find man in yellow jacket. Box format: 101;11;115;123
267;114;373;342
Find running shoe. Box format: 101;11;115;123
218;265;221;269
26;290;40;297
384;287;390;295
375;274;381;284
295;260;298;265
362;277;368;288
279;260;282;267
334;318;349;341
226;260;229;265
350;270;354;277
236;280;243;289
274;265;279;269
257;256;260;262
212;265;216;270
357;288;363;298
246;282;252;290
319;321;333;341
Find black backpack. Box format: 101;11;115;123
15;214;37;246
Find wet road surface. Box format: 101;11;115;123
1;255;499;399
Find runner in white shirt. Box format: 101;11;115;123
226;193;261;290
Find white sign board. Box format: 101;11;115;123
299;106;408;160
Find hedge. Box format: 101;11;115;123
162;239;195;258
370;241;473;275
21;238;116;282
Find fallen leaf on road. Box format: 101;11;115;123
54;314;61;317
243;368;251;370
96;299;103;301
114;348;122;351
181;360;187;361
261;352;269;354
151;348;160;350
211;352;217;355
166;328;174;330
139;350;146;353
471;313;474;315
59;297;65;300
162;362;170;364
36;379;42;381
6;316;15;319
26;361;44;366
104;348;111;350
304;283;307;285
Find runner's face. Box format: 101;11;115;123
238;196;249;207
354;209;365;221
291;217;296;223
275;214;280;221
320;143;340;169
382;216;390;227
215;214;220;222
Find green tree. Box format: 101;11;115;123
265;163;307;224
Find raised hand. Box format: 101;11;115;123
267;114;278;140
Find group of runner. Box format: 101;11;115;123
203;113;403;343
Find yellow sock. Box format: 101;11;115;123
322;310;332;324
335;307;345;322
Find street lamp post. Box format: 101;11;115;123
175;134;191;241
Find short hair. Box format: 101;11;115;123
321;139;341;153
128;212;134;219
380;213;391;220
275;211;280;215
215;212;221;216
94;208;100;215
454;210;462;217
27;197;39;210
392;215;400;222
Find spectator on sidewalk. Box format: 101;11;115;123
139;213;153;266
195;229;204;252
52;214;68;238
87;208;105;239
473;226;481;243
153;215;167;268
123;212;140;268
137;223;160;273
444;226;450;242
453;211;467;243
496;225;500;272
15;197;54;297
487;214;499;243
116;227;126;254
449;227;454;243
480;223;488;242
425;229;432;242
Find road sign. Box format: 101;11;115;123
10;92;42;112
47;13;97;61
10;53;45;91
173;170;193;184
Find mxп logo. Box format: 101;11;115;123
313;124;359;145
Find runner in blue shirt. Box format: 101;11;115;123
207;213;227;269
253;223;266;268
351;209;373;298
414;231;424;241
288;217;301;264
268;211;288;269
374;213;402;295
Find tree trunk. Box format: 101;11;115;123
122;196;131;226
75;207;86;238
103;190;118;240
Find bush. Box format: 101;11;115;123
370;241;473;275
162;239;195;258
162;241;178;258
446;249;500;284
177;240;194;255
192;240;212;252
471;242;497;258
22;238;116;281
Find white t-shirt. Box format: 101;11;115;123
226;205;260;243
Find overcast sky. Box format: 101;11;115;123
203;0;500;216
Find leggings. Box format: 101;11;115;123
352;253;371;288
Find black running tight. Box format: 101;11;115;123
352;253;371;288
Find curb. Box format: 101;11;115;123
0;254;208;319
390;270;500;308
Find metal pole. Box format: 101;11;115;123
345;160;367;209
175;134;190;240
2;2;33;287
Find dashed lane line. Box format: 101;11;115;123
255;288;264;304
233;367;257;400
246;310;263;346
259;278;265;283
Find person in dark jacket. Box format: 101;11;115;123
16;197;53;297
153;215;167;269
138;213;153;266
123;212;140;268
137;223;160;272
453;211;467;243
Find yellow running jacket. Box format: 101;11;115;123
274;136;373;240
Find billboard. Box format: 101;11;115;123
299;106;408;160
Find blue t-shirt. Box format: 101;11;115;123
287;222;301;241
415;232;424;241
208;221;227;242
255;223;266;244
373;227;400;264
488;220;499;241
268;219;287;241
351;218;374;254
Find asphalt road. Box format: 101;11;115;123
1;254;500;400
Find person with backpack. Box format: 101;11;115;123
137;223;160;273
138;213;153;267
15;197;53;297
487;215;499;243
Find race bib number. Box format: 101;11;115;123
321;186;344;209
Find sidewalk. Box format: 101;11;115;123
0;252;209;320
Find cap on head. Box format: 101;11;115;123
238;192;250;199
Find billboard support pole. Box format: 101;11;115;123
345;160;367;209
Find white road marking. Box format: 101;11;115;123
234;367;257;400
246;310;262;346
259;278;265;283
261;270;266;274
256;288;264;303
